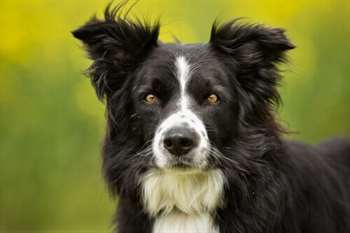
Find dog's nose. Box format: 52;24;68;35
163;128;198;156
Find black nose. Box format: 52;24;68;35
163;128;199;156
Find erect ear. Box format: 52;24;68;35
72;5;160;100
210;20;295;105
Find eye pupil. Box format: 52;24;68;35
207;94;219;104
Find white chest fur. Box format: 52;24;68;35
153;211;219;233
141;169;225;233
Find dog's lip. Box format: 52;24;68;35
162;165;205;175
158;159;206;173
170;157;196;167
170;162;192;169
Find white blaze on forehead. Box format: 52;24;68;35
175;56;191;109
151;55;210;168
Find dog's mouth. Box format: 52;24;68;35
162;163;205;175
159;155;207;171
169;161;193;170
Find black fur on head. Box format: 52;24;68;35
210;20;295;129
207;20;295;173
72;3;160;100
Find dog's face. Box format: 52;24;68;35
72;8;294;183
131;44;237;169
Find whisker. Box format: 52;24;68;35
133;140;154;158
209;145;249;173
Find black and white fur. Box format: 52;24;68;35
72;4;350;233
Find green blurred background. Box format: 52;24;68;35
0;0;349;232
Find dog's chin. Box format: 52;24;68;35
161;165;207;176
167;162;200;172
156;157;207;173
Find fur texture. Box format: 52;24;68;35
72;4;350;233
142;169;225;216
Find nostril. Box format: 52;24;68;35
179;137;193;148
164;138;173;149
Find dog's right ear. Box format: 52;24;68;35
72;5;160;100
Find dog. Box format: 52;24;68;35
72;4;350;233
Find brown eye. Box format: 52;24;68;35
144;94;158;104
207;94;219;105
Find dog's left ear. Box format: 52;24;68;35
72;6;160;100
210;21;295;64
210;20;295;103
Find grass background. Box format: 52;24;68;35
0;0;349;232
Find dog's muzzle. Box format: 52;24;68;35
152;110;210;169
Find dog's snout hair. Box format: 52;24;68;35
152;56;210;168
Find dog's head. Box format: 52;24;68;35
73;6;294;193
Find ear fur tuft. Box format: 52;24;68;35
210;20;295;125
72;2;160;100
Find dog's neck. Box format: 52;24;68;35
141;169;224;233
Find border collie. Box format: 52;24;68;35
72;4;350;233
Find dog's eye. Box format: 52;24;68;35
207;94;220;105
144;94;158;105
